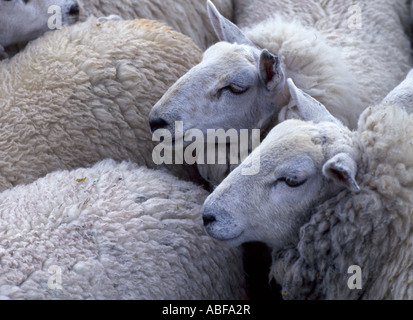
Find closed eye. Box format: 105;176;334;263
278;177;307;188
217;84;249;98
227;83;249;95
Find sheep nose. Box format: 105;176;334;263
69;3;80;16
203;214;217;227
149;117;169;133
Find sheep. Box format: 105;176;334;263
202;70;413;300
149;0;413;187
234;0;413;35
0;0;80;59
77;0;234;50
0;159;247;300
0;16;205;192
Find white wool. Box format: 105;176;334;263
0;17;204;192
242;0;413;118
0;160;247;300
77;0;234;50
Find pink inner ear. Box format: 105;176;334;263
330;168;349;183
263;57;276;82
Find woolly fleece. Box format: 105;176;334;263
77;0;234;50
0;159;247;300
0;17;203;192
240;0;412;128
271;103;413;299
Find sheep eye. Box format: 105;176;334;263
216;84;249;99
226;84;249;95
279;177;307;188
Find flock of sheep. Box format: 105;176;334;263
1;0;413;300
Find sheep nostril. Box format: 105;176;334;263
149;117;169;133
69;3;80;16
203;214;216;227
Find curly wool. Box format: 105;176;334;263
0;17;203;192
271;104;413;300
0;159;247;300
77;0;234;50
238;0;412;129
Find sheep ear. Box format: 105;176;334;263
381;69;413;115
323;153;360;192
207;0;254;46
287;78;341;125
259;49;285;92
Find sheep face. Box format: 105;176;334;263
202;121;351;248
149;0;287;140
202;80;360;249
0;0;79;47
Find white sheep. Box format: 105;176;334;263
77;0;234;50
0;0;79;59
0;159;247;300
234;0;413;35
149;0;413;186
202;70;413;300
0;16;204;192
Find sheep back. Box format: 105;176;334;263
0;159;247;300
77;0;234;50
240;0;412;128
0;17;203;192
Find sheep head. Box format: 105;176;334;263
149;0;287;139
0;0;79;47
202;79;359;249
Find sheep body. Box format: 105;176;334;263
271;95;413;300
0;17;203;192
0;159;247;300
240;0;412;119
202;72;413;299
77;0;234;50
271;102;413;299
